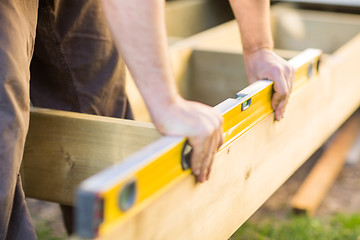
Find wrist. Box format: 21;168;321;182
146;91;182;125
243;45;273;58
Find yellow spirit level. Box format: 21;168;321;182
75;49;321;238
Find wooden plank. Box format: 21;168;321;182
346;131;360;165
276;0;360;8
272;4;360;53
79;33;360;240
189;47;248;105
291;112;360;215
166;0;209;38
165;0;233;38
21;108;161;205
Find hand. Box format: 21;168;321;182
243;48;295;121
153;97;224;183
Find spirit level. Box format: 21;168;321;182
75;49;321;238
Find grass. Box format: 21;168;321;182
35;221;66;240
230;213;360;240
34;212;360;240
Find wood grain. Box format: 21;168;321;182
21;108;161;205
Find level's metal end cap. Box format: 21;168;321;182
75;190;99;238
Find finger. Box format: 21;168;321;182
210;109;224;149
289;65;295;94
189;130;212;180
206;165;212;181
205;145;219;180
210;108;224;125
272;76;289;121
275;96;289;120
189;137;205;177
218;127;224;149
206;128;222;180
199;150;212;183
272;91;285;120
285;65;295;95
204;121;223;181
199;137;216;182
205;108;223;149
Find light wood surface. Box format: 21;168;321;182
87;31;360;240
291;112;360;215
21;108;161;205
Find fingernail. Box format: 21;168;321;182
194;169;200;175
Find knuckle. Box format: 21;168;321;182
272;67;282;78
277;85;289;97
284;64;293;76
200;126;212;137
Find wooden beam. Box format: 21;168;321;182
75;33;360;240
165;0;233;38
277;0;360;8
272;4;360;54
189;47;247;105
291;112;360;215
346;131;360;165
166;0;209;39
21;108;161;205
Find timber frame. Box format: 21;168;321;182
21;2;360;239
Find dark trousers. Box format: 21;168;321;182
0;0;131;239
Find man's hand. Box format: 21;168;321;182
153;97;224;183
102;0;223;182
229;0;295;120
244;48;294;120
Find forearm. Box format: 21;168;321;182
229;0;273;54
101;0;178;122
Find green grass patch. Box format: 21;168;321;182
35;221;66;240
230;213;360;240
